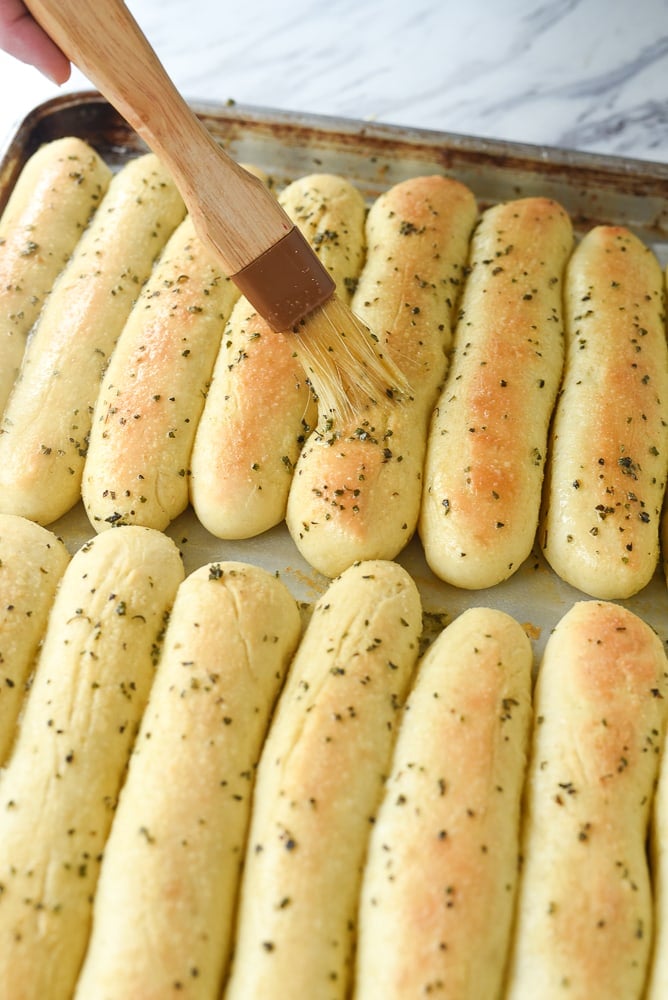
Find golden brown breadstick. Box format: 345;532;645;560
420;197;573;589
75;561;301;998
355;606;533;1000
0;153;185;525
190;174;366;540
0;526;184;1000
505;600;667;999
0;137;112;413
286;174;477;577
0;513;70;764
541;225;668;599
82;214;240;532
225;559;422;1000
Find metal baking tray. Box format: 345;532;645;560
3;90;668;659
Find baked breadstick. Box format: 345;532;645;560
190;174;365;540
420;197;573;589
286;175;477;577
355;606;533;1000
505;600;668;999
0;137;112;413
0;526;184;1000
0;153;185;525
225;559;422;999
0;513;70;764
541;225;668;599
75;561;301;998
82;214;240;532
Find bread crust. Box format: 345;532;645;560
420;197;573;589
0;526;184;1000
541;225;668;598
225;559;422;999
355;606;532;999
286;175;477;577
0;137;112;414
82;214;240;532
505;599;668;999
0;513;70;764
75;561;301;998
190;174;366;540
0;154;185;525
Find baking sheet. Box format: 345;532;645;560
3;89;668;659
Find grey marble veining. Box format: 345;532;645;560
0;0;667;162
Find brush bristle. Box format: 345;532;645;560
292;295;409;423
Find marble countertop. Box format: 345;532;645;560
0;0;667;163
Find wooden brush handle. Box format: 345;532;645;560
24;0;293;274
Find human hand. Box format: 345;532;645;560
0;0;70;83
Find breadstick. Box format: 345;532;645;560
225;559;422;1000
505;600;668;999
0;137;112;413
0;525;184;1000
420;197;573;590
0;153;185;525
82;214;240;532
0;513;70;764
541;225;668;599
355;606;532;1000
190;174;365;540
286;175;477;578
75;561;301;998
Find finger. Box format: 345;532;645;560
0;1;70;83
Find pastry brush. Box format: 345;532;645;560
24;0;405;419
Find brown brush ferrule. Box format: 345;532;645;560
231;226;336;332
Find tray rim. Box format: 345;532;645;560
5;87;668;184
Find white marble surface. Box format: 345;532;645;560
0;0;668;161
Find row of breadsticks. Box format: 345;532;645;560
1;137;667;600
1;513;668;999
